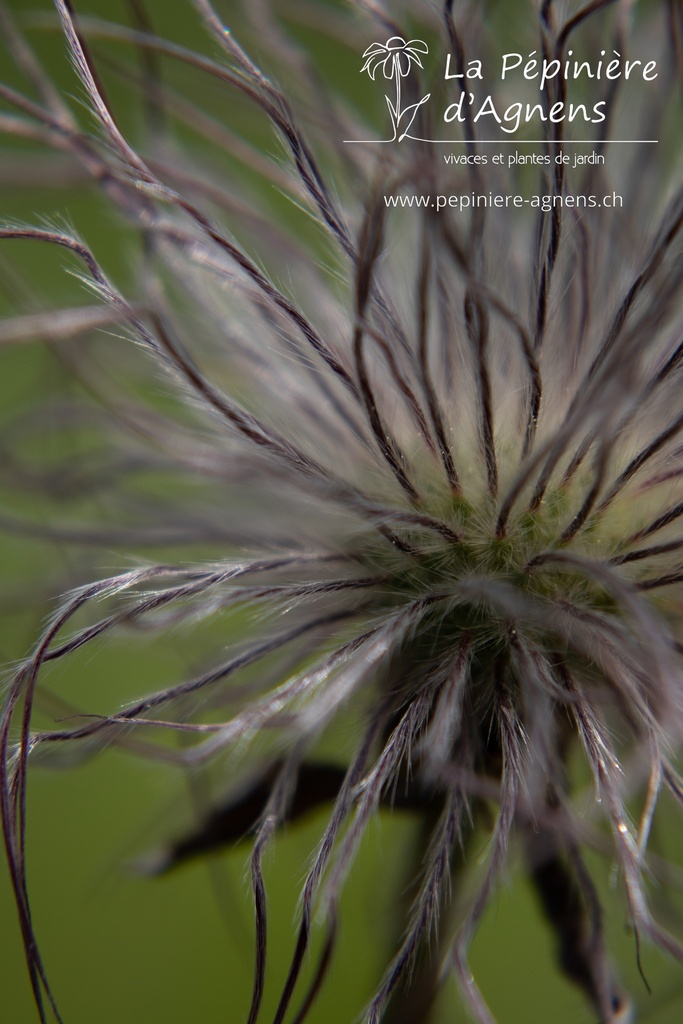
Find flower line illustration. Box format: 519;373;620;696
361;36;431;142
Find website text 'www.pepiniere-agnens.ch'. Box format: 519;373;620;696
384;192;623;211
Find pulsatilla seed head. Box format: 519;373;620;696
0;2;682;1024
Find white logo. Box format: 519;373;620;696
360;37;431;142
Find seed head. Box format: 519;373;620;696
1;2;683;1023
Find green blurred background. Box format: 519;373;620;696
0;1;682;1021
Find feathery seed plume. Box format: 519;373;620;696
1;1;683;1022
